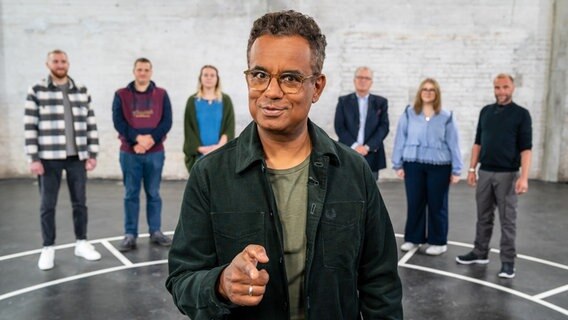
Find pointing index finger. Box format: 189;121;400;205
242;245;269;279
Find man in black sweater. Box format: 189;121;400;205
456;73;532;279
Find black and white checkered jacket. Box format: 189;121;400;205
24;75;99;162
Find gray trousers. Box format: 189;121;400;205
472;170;519;263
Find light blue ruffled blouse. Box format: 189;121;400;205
392;106;463;175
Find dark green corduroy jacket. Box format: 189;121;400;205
167;120;403;320
183;93;235;172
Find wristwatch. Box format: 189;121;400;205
468;168;476;173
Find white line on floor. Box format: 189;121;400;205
515;253;568;271
0;231;174;262
100;240;132;266
394;233;568;271
398;246;419;265
1;230;567;315
400;262;568;316
533;284;568;300
0;260;166;302
0;244;75;261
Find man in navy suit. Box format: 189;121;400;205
334;66;390;179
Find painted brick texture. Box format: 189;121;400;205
0;1;561;180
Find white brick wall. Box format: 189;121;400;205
0;0;562;180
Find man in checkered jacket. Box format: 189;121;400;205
24;49;101;271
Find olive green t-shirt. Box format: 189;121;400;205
267;156;309;320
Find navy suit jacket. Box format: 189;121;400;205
334;93;389;171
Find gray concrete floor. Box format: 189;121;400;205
0;179;567;319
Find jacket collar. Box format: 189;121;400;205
235;119;341;174
349;92;376;108
355;92;370;100
47;75;77;89
352;92;375;103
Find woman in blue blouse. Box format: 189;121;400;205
183;65;235;172
392;78;463;255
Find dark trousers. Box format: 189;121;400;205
372;171;379;181
473;170;519;263
39;156;88;246
403;162;452;245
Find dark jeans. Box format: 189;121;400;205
39;156;88;246
119;151;164;237
403;161;452;245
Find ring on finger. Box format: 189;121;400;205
248;285;253;296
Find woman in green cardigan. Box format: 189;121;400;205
183;65;235;172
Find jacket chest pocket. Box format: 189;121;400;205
211;211;265;265
320;201;363;270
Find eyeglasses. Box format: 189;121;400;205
244;69;318;94
355;76;372;81
421;88;436;93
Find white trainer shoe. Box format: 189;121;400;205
400;242;420;252
425;245;447;256
38;246;55;270
74;240;101;261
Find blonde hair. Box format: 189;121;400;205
196;65;222;101
413;78;442;114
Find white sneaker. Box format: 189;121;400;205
74;240;101;261
425;245;447;256
38;246;55;270
400;242;420;252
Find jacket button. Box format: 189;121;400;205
279;256;283;264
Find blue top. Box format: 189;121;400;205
195;98;223;146
392;106;463;175
355;94;369;146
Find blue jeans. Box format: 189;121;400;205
39;156;88;246
119;151;164;237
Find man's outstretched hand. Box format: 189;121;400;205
218;245;270;306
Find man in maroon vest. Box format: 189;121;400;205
112;57;173;251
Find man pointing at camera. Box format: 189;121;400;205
167;10;402;320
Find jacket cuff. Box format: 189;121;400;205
28;154;40;163
204;265;237;317
151;133;162;145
